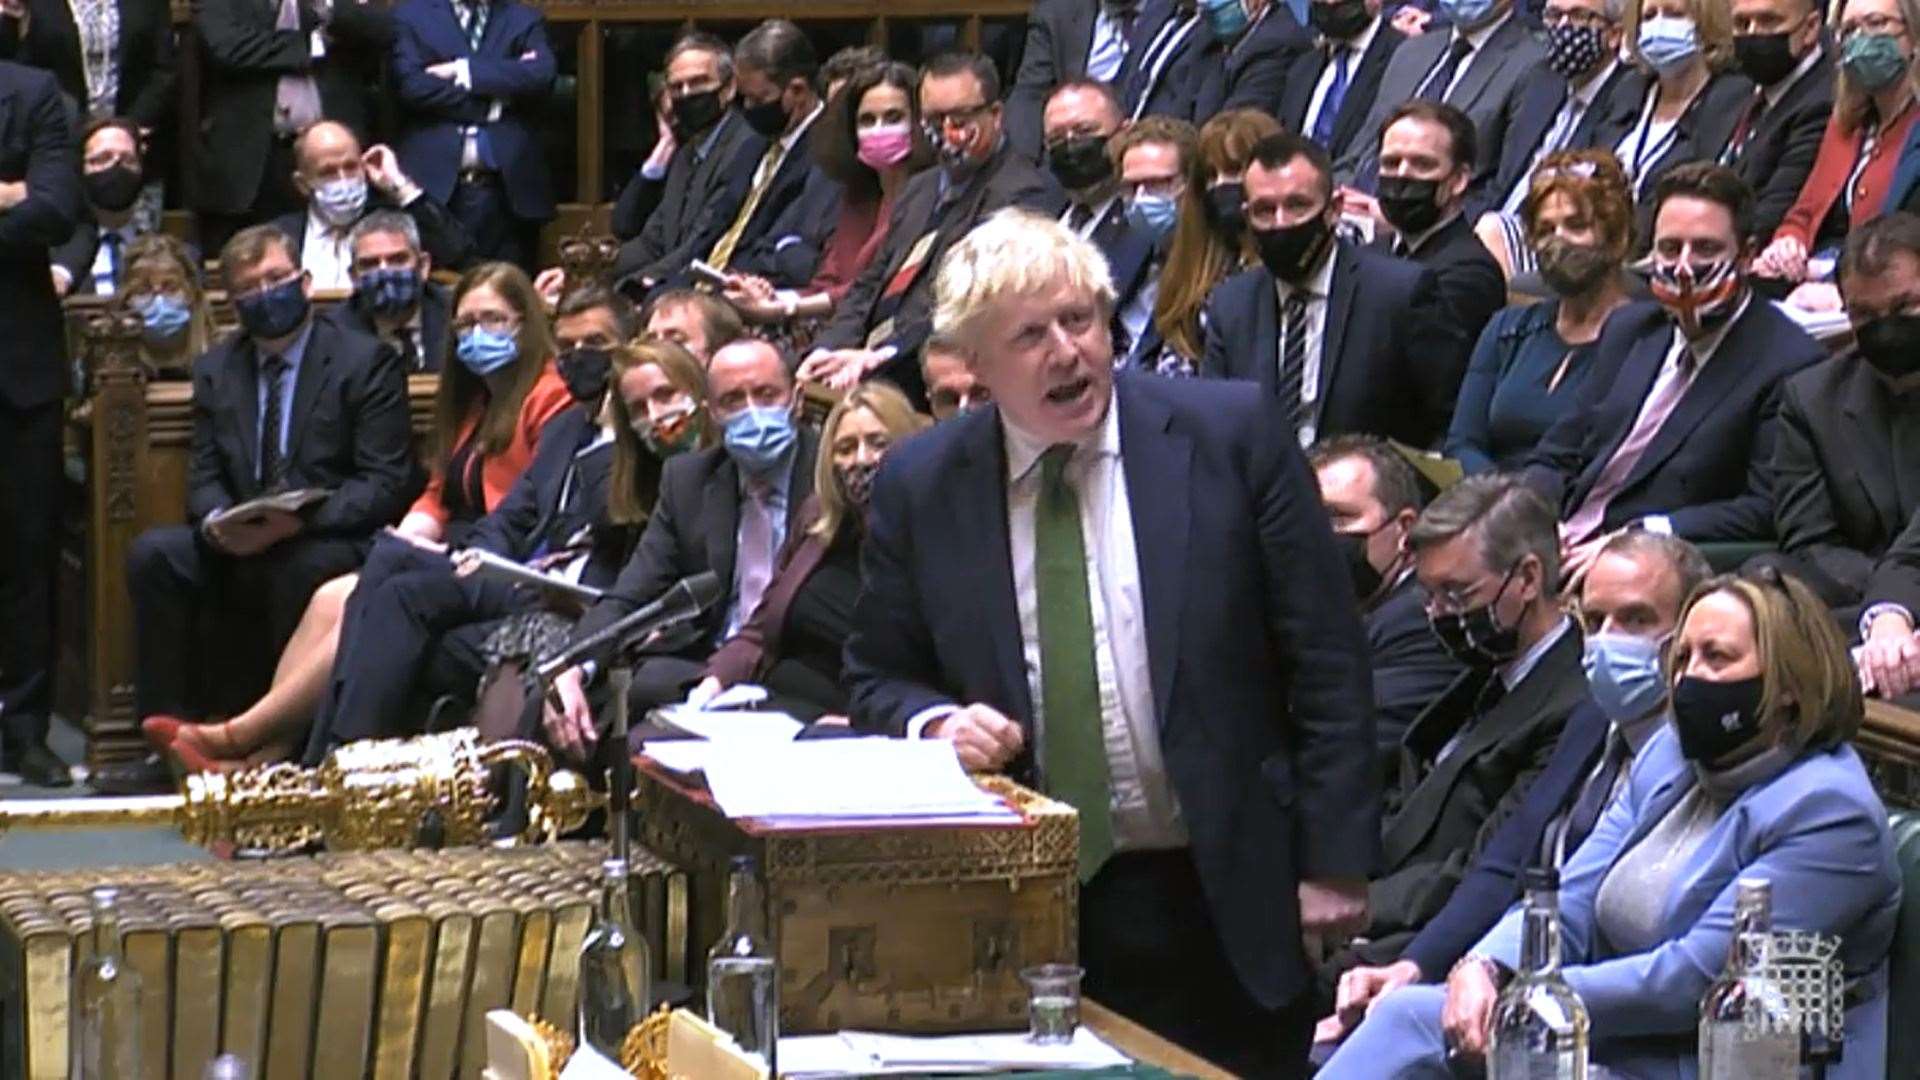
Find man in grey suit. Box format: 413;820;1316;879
1335;0;1544;186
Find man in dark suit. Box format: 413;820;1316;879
1115;0;1203;122
322;208;453;372
1278;0;1406;163
1312;435;1465;779
1466;0;1626;219
391;0;555;269
0;59;76;786
1316;530;1710;1055
543;337;819;760
1043;80;1157;358
118;224;414;788
797;51;1064;406
1007;0;1144;160
1200;131;1456;449
1110;115;1196;367
193;0;391;248
1725;0;1832;244
1141;0;1312;124
1364;101;1505;354
0;0;174;139
51;116;156;299
308;284;639;756
268;122;475;289
845;207;1377;1075
1522;164;1826;583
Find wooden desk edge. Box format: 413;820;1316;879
1083;999;1239;1079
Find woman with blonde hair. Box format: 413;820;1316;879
605;332;715;528
117;234;215;371
1144;108;1282;375
1589;0;1750;203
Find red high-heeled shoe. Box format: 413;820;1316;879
165;723;247;775
140;715;189;752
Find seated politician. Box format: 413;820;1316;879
117;234;216;376
325;209;453;372
1444;151;1634;474
115;225;415;792
642;287;746;367
921;331;992;422
1324;567;1903;1080
1312;434;1465;777
1316;530;1710;1055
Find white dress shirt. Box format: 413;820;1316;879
301;210;355;290
1500;59;1619;215
1273;248;1338;447
1087;4;1133;83
1304;15;1384;140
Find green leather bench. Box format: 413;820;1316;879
1890;810;1920;1080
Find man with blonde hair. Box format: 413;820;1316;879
844;207;1380;1073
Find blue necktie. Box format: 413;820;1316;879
1311;46;1351;148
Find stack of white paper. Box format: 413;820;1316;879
779;1029;1131;1076
697;739;1020;824
654;705;804;742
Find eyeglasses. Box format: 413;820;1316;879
1541;7;1613;28
922;102;992;133
452;312;520;334
1425;561;1521;617
1120;176;1185;200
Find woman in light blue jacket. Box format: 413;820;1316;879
1322;567;1902;1079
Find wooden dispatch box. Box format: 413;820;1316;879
632;760;1079;1035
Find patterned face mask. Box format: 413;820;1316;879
1648;257;1742;337
1546;22;1606;79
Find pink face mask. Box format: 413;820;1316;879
856;123;914;170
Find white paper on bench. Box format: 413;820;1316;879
699;738;1015;821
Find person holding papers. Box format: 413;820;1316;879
843;208;1379;1075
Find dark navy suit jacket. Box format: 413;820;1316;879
1275;22;1406;162
845;373;1381;1008
1466;63;1629;219
465;407;630;590
0;60;76;410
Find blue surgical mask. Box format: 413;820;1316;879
456;326;519;375
1638;15;1701;73
313;175;368;226
1126;193;1179;244
1437;0;1500;30
721;403;797;474
354;267;422;320
234;277;310;340
1581;631;1669;723
1200;0;1251;39
134;292;192;342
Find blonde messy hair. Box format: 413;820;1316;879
932;208;1117;345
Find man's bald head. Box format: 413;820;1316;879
294;121;365;194
706;339;794;420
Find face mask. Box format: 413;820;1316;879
721;403;797;473
456;326;518;376
1855;312;1920;382
134;292;192;342
1377;174;1447;236
1582;631;1669;723
1841;32;1909;92
837;460;880;512
1546;22;1607;80
234;277;310;340
1201;0;1251;40
1734;31;1799;86
83;164;143;212
1438;0;1500;30
1638;16;1701;74
1253;215;1334;283
1649;256;1742;337
1126;192;1180;244
1048;134;1115;193
555;346;612;404
741;96;789;139
1427;563;1524;668
1335;528;1386;602
1206;182;1248;236
856;123;915;170
670;89;725;137
354;266;421;320
1536;237;1617;295
1670;673;1766;764
1311;0;1372;39
637;405;698;457
312;176;368;227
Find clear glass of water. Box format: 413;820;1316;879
1019;964;1085;1046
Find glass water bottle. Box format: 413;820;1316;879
1490;868;1590;1079
73;886;142;1080
576;857;652;1060
1699;878;1799;1078
707;855;779;1073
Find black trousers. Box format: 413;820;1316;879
0;399;60;751
1081;849;1316;1078
449;172;539;272
127;524;364;719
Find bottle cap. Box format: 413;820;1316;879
90;886;120;908
203;1053;252;1080
730;854;758;873
602;857;629;878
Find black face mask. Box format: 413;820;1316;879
1310;0;1372;39
1048;134;1114;193
1253;215;1334;283
740;96;789;139
555;346;613;405
669;89;726;138
1427;563;1524;669
1376;174;1447;237
1536;237;1618;296
1336;528;1386;602
1855;312;1920;382
1670;674;1766;764
84;164;144;212
1733;31;1800;86
1206;182;1248;236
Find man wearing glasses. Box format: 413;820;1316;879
799;50;1064;408
112;224;414;793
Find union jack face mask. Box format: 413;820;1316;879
1648;257;1742;337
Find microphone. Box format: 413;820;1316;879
534;571;723;682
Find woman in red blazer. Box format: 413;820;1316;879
1756;0;1920;282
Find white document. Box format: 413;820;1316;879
778;1029;1130;1076
556;1042;633;1079
654;705;802;742
699;739;1017;822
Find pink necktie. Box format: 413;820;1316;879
734;480;775;624
1562;345;1697;543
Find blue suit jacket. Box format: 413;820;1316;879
1465;63;1629;219
1477;725;1901;1080
845;373;1381;1009
1887;118;1920;217
389;0;556;221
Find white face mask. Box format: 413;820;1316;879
313;175;369;226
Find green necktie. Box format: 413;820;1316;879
1035;444;1114;881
